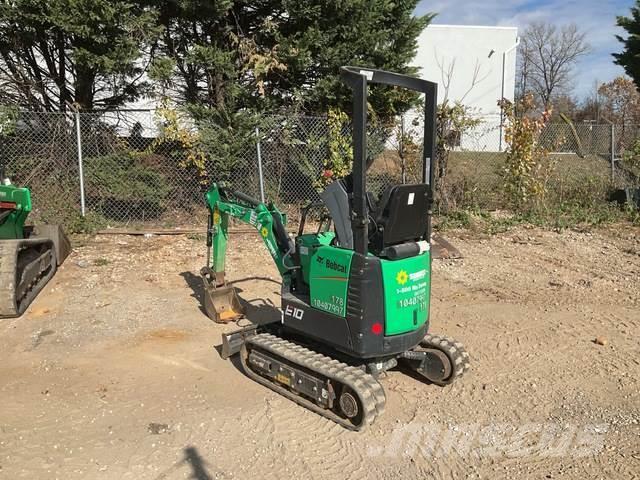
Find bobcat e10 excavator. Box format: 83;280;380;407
200;67;469;430
0;175;70;318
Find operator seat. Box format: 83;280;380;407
321;179;430;255
368;183;430;255
321;179;354;249
320;175;378;249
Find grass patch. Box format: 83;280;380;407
64;212;109;235
435;210;473;230
436;202;639;235
186;233;205;241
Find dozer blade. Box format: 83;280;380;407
0;238;57;318
32;224;71;266
201;271;245;324
221;324;257;359
431;234;462;259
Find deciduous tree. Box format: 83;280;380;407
517;22;590;108
597;76;640;125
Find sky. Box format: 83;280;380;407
415;0;635;99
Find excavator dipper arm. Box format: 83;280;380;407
200;183;293;323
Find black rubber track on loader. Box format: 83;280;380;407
240;333;386;431
0;238;57;318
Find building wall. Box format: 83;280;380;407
413;24;519;151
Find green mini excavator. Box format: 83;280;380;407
0;175;70;318
201;67;469;430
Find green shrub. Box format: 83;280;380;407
84;153;171;216
63;211;108;234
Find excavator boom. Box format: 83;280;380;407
200;183;293;323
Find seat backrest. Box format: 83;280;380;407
369;184;429;254
320;180;353;249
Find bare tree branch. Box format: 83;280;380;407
435;53;489;104
518;22;590;108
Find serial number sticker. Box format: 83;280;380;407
408;192;415;205
312;298;343;315
398;298;427;310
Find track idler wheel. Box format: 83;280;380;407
338;388;360;419
406;334;470;386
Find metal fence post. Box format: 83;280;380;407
610;123;616;182
256;126;265;203
75;111;86;216
400;115;406;184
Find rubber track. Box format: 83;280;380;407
0;239;56;318
420;333;471;385
241;333;386;431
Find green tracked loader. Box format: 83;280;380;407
201;67;469;430
0;177;70;318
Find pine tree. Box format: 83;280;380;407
0;0;161;111
614;2;640;90
150;0;432;119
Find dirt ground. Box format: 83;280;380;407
1;224;639;479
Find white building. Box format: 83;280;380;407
413;24;519;151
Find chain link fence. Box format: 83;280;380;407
440;120;639;212
1;111;81;226
1;108;638;231
77;110;205;226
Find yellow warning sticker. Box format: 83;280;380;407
275;373;291;386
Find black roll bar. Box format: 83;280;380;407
339;66;438;255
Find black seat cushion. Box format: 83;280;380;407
369;184;429;254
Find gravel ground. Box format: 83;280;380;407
1;224;639;479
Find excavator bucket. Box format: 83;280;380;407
201;269;245;323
